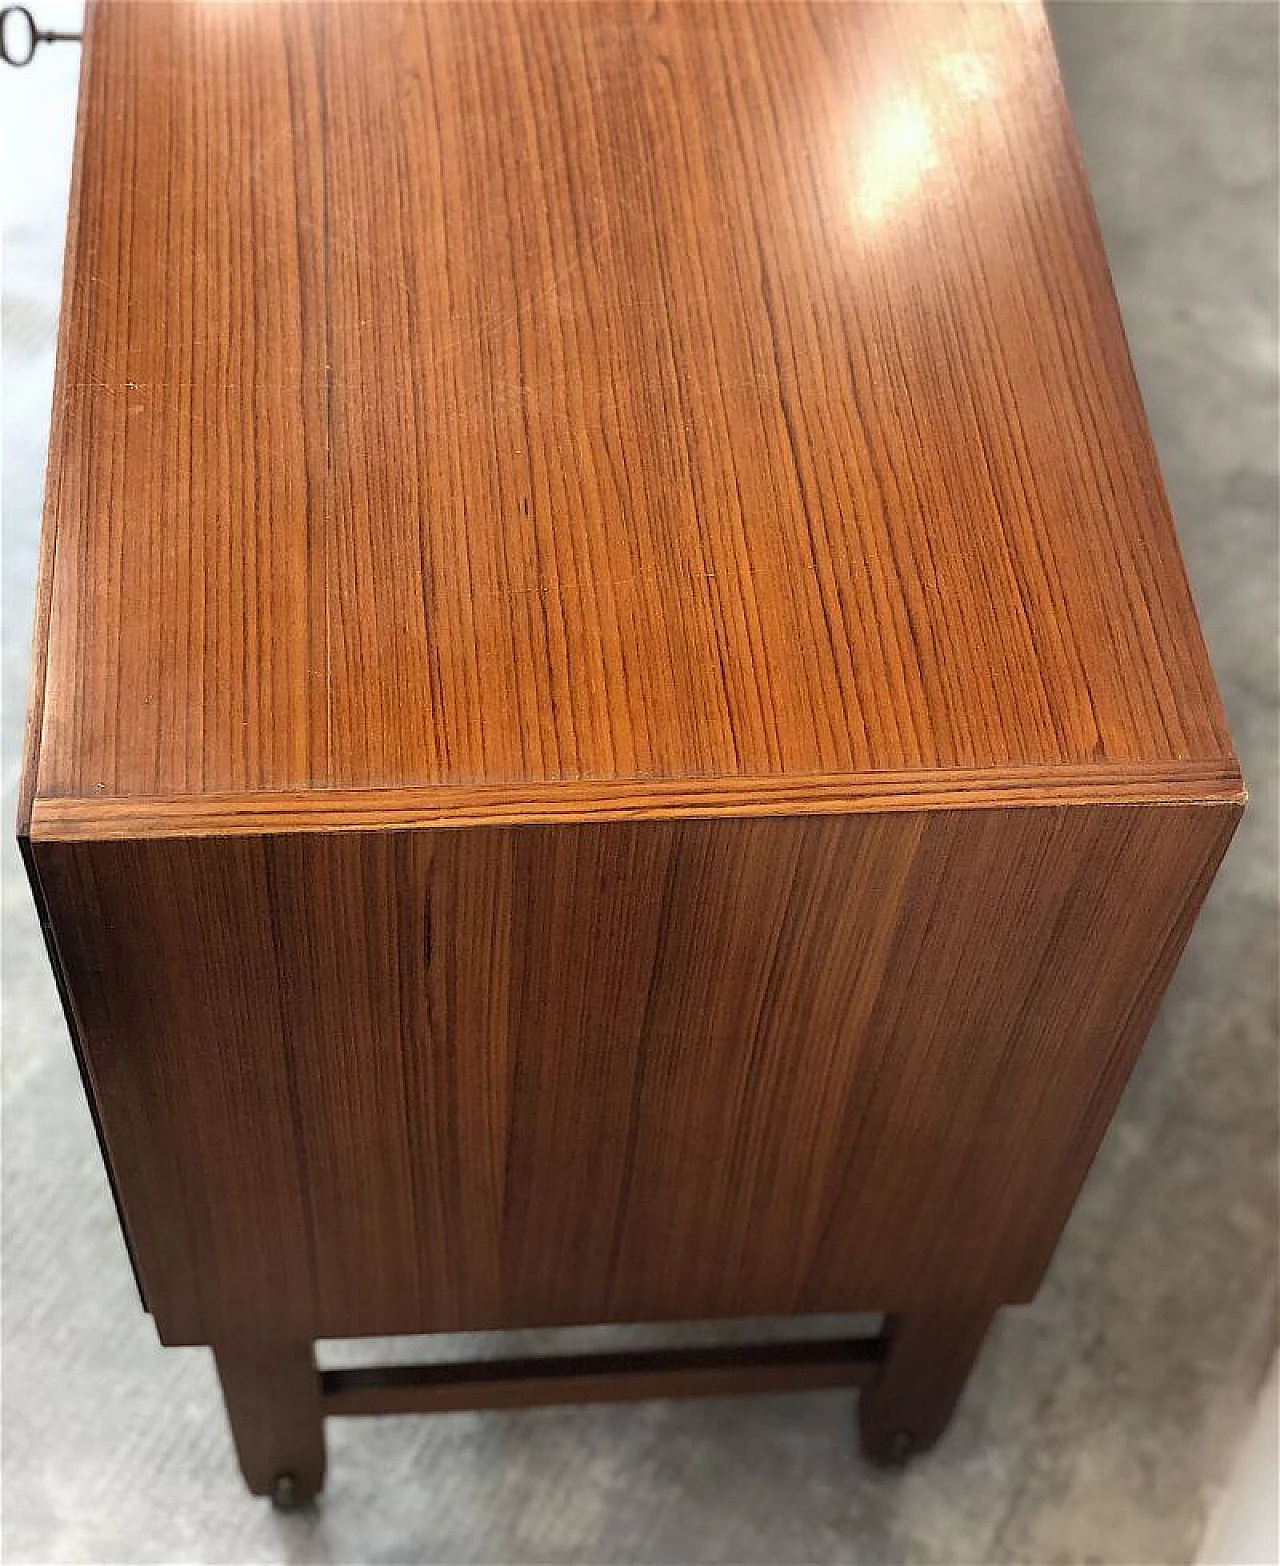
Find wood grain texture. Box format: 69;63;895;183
30;803;1238;1348
27;757;1244;842
25;0;1237;819
18;0;1244;1476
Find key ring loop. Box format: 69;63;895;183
1;6;82;67
0;6;37;65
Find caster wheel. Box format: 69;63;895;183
270;1471;309;1511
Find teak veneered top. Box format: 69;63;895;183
23;0;1239;839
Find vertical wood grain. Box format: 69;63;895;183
31;801;1238;1346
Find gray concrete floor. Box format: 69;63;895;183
3;4;1277;1562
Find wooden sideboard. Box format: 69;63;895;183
21;0;1241;1505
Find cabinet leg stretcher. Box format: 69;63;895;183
214;1309;995;1507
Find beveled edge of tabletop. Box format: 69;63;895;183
24;759;1245;844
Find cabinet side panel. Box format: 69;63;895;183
34;803;1237;1345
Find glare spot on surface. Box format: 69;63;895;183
849;51;1000;230
852;96;940;227
936;50;998;103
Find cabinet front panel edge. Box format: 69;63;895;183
16;1;101;833
18;834;157;1326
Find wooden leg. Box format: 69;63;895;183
213;1339;326;1505
859;1307;995;1465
